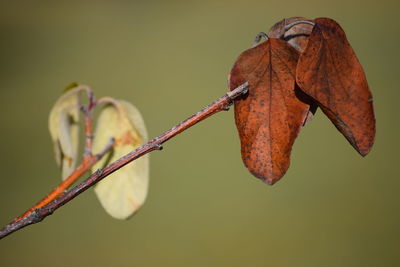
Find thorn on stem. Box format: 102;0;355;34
155;144;163;151
222;105;230;111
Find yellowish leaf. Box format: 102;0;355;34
92;100;149;220
48;86;82;180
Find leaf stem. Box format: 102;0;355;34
0;82;248;240
83;87;96;157
284;20;315;32
252;32;269;47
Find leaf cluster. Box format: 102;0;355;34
49;86;149;219
229;17;375;184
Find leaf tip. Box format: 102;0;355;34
247;167;283;186
263;178;278;186
356;143;374;157
63;82;80;92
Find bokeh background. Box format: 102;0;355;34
0;1;399;266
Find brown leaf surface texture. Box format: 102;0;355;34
296;18;375;156
229;38;311;184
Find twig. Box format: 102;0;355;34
10;86;114;224
83;89;95;157
0;82;249;240
10;139;114;223
11;155;98;223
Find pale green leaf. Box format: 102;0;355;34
48;86;81;180
92;100;148;220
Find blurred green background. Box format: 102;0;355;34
0;1;399;266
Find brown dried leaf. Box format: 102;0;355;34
269;17;314;53
268;17;318;125
296;18;375;156
229;38;312;184
92;100;148;220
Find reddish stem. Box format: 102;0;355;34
11;86;110;224
0;82;248;240
12;157;96;223
83;90;95;156
11;138;114;224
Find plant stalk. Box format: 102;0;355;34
0;82;248;240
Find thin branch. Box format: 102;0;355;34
11;87;112;224
10;139;115;224
95;137;115;160
83;87;95;157
0;82;249;240
11;158;93;223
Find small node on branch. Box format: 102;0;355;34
95;169;103;176
222;105;230;111
227;82;249;99
155;144;163;150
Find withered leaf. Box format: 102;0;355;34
296;17;375;156
229;38;312;185
49;85;81;179
269;17;318;125
269;17;314;53
92;100;148;220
